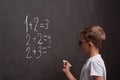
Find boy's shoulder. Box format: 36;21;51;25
88;54;103;63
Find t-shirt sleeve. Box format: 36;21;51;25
90;61;103;76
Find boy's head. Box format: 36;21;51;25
79;25;106;53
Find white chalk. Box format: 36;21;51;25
63;60;72;67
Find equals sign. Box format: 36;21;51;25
43;35;47;41
40;23;45;28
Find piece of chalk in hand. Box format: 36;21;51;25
63;60;72;67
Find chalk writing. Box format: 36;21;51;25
24;15;52;59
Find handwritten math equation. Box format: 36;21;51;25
24;15;52;59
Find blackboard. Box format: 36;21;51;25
0;0;119;80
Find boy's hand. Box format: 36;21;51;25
62;60;76;80
62;60;72;74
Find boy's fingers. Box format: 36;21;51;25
63;62;67;67
63;62;65;67
63;60;72;67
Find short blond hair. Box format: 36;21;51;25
80;25;106;49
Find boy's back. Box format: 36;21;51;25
80;54;106;80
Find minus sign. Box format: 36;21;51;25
43;39;47;41
42;47;47;49
40;23;44;26
42;51;47;53
43;35;47;37
40;26;45;28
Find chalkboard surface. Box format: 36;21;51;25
0;0;119;80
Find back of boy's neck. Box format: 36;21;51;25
89;49;99;57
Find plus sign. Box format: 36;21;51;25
33;36;36;42
29;22;33;29
32;49;37;55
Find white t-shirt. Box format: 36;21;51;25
80;54;106;80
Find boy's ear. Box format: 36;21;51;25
88;42;93;47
